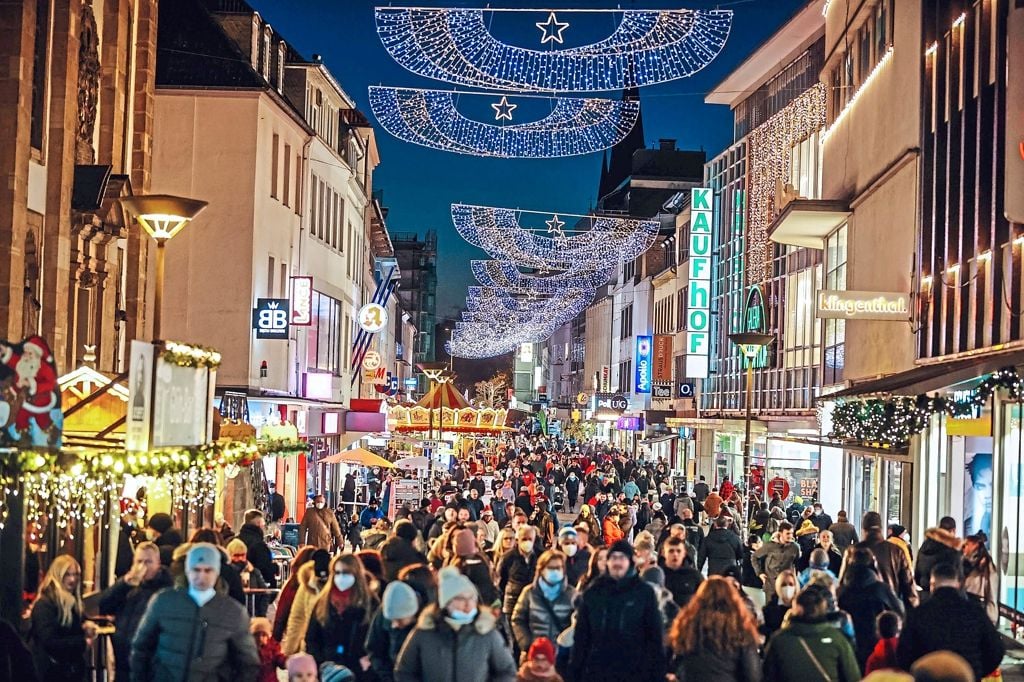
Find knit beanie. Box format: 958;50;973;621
185;543;221;574
608;539;634;563
437;566;477;608
312;549;331;579
382;580;420;621
285;653;317;676
557;525;577;541
147;512;173;534
454;528;477;557
528;637;556;664
641;566;665;587
319;662;355;682
394;519;418;543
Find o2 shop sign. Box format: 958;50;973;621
253;299;290;340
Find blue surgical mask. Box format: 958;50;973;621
446;607;477;626
334;573;356;591
189;587;216;607
543;569;564;584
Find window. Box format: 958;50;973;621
783;265;822;369
875;0;889;57
267;256;275;297
823;225;848;385
271;133;279;198
620;304;633;339
30;0;49;150
677;289;687;332
309;173;318;234
280;262;287;298
295;154;302;215
790;132;822;200
306;291;342;374
623;259;636;281
859;25;872;81
283;144;291;206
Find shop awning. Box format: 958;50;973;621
821;347;1024;399
768;199;850;249
639;434;679;445
768;434;909;456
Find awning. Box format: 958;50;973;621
768;434;909;456
639;434;679;445
821;347;1024;399
768;199;850;249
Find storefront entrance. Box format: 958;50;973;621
845;453;912;530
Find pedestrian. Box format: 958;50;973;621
144;511;183;566
703;488;724;519
299;493;344;550
268;482;286;523
556;526;589;587
798;548;838;587
963;532;998;622
342;472;357;516
530;497;557;549
480;506;500;548
380;519;427;583
837;547;905;670
810;502;833;533
814;529;845;575
762;570;798;638
886;524;913;567
910;651;975;682
451;526;501;605
511;549;577;657
366;580;421;681
575;545;609;592
913;516;963;598
360;498;385;529
573;504;601;544
565;471;580;512
692;475;710;504
667;576;761;682
700;514;744;575
303;554;377;676
856;512;917;608
131;543;260;680
272;546;318;642
794;519;819;569
239;509;279;587
29;555;93;682
227;537;269;613
660;535;703;606
517;637;564;682
741;535;764;590
250;616;287;682
763;585;860;682
896;562;1004;679
864;611;902;673
641;566;680;632
394;566;517;682
752;521;800;602
285;652;319;681
98;542;173;680
499;525;540;620
601;507;624;547
829;510;859;549
282;549;332;655
567;540;666;682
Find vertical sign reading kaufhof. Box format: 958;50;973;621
634;335;652;394
687;187;714;378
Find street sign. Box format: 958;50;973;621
403;377;418;388
767;476;790;500
576;391;589;405
421;440;439;449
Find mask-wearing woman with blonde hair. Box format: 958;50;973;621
303;553;379;678
30;555;95;681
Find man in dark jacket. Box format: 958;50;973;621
660;536;704;606
856;511;917;608
896;562;1004;679
914;516;963;596
99;542;173;680
238;509;278;587
700;515;744;575
569;540;666;682
692;475;710;503
144;512;183;567
131;543;259;681
380;519;427;582
559;526;590;586
498;525;539;617
828;510;858;549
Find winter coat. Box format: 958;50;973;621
304;600;372;678
498;548;538;615
913;527;963;593
155;528;184;566
700;527;744;575
298;507;343;549
130;587;260;682
98;567;174;676
864;637;899;674
671;645;762;682
366;608;415;682
29;592;87;681
837;565;905;668
703;493;723;518
272;578;300;641
856;530;916;607
0;617;37;682
601;517;624;546
282;562;325;655
238;522;278;588
828;520;859;548
762;618;860;682
896;586;1005;680
380;535;427;582
692;481;710;502
752;540;801;599
662;565;704;607
567;571;667;682
511;581;578;651
256;638;287;682
565;548;590;588
394;604;517;682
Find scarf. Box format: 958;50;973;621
329;584;352;615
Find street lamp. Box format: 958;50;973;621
728;331;775;514
120;194;208;340
416;361;450;487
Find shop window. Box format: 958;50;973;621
789;132;821;200
823;225;847;385
999;403;1024;620
306;291;341;375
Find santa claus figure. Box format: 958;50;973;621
0;336;59;432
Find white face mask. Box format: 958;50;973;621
779;586;797;602
334;573;356;591
189;587;216;607
561;544;578;557
315;503;325;510
518;540;534;554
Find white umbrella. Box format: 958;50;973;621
395;455;429;468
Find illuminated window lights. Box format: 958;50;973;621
978;250;992;262
925;42;938;57
952;12;966;28
944;263;961;275
821;47;894;143
921;275;933;287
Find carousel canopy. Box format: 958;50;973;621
415;382;471;410
321;447;395;468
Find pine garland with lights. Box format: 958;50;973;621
161;340;222;369
829;367;1024;448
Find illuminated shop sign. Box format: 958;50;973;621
815;290;911;320
634;335;652;394
686;187;713;378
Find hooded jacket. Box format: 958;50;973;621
238;523;278;588
913;527;964;592
511;579;578;652
836;565;905;668
699;527;744;575
98;567;174;676
763;618;860;682
856;529;917;607
282;562;326;655
394;604;517;682
366;608;415;682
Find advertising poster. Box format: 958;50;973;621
964;439;993;538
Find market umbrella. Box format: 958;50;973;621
321;447;395;468
395;455;429;468
415;382;471;410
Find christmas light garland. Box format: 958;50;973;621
828;367;1024;448
161;340;223;369
369;86;641;158
375;7;733;92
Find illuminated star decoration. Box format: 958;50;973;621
536;12;570;44
545;214;566;237
491;95;517;121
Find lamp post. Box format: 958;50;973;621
417;361;450;490
120;195;208;341
728;331;775;516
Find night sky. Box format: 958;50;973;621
251;0;807;320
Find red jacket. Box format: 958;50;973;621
603;517;624;547
865;636;900;673
256;638;287;682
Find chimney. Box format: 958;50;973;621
658;139;676;151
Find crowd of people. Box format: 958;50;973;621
2;435;1011;682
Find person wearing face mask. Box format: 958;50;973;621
394;566;517;682
304;554;378;677
366;580;422;681
282;549;333;655
131;543;260;680
499;525;541;623
144;511;183;566
558;526;589;586
511;550;578;659
299;494;344;551
762;569;798;638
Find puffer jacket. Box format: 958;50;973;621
699;527;743;575
282;562;326;655
498;548;537;615
394;604;517;682
511;581;578;651
763;618;860;682
914;527;963;592
129;588;259;682
366;608;414;682
304;600;372;677
98;567;174;676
